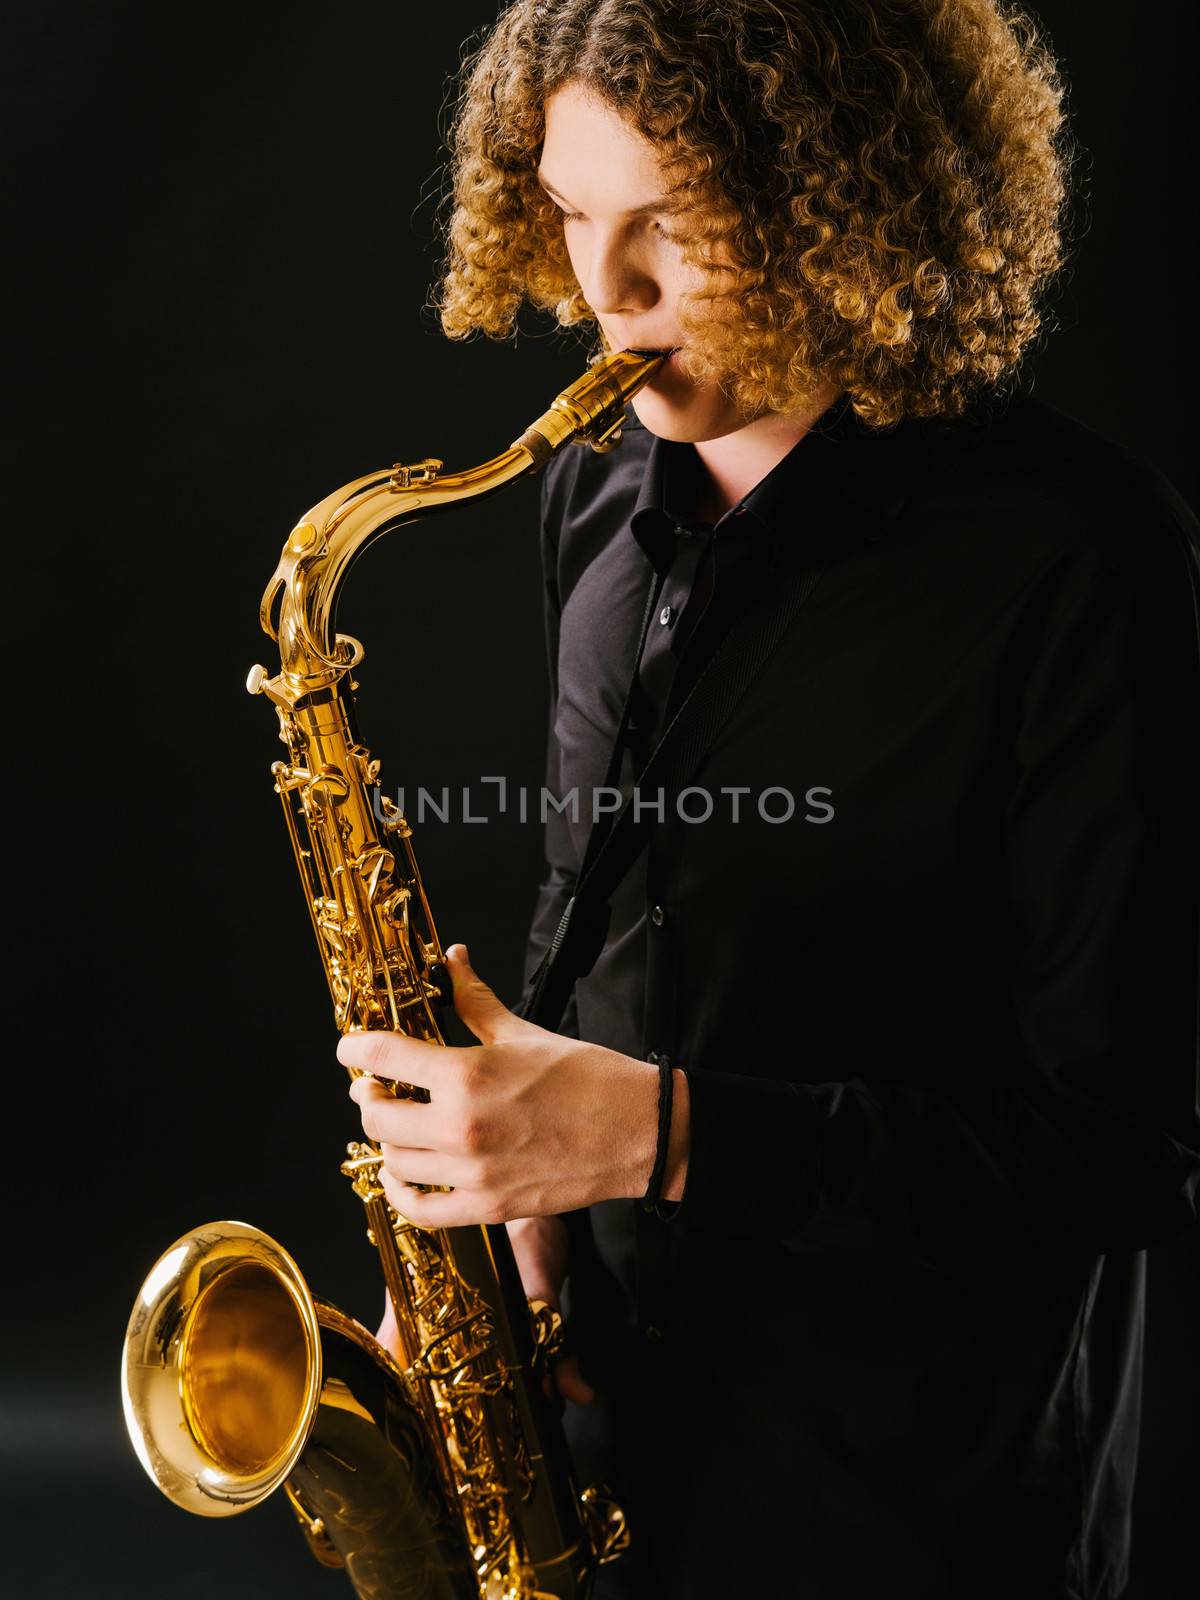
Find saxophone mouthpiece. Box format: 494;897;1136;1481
516;347;671;465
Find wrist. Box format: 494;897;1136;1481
624;1058;663;1199
505;1213;568;1244
660;1068;690;1204
505;1214;568;1305
627;1059;690;1206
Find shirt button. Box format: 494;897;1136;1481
644;1325;664;1342
647;1050;660;1065
659;604;673;626
650;904;666;927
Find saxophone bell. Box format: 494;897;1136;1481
122;1220;480;1592
120;1222;322;1518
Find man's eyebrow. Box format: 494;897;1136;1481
536;171;670;217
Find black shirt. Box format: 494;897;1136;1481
519;392;1200;1599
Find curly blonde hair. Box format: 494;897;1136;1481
437;0;1071;427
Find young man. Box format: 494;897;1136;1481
341;3;1200;1594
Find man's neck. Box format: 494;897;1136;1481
691;382;843;523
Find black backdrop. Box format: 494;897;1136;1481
7;3;1198;1596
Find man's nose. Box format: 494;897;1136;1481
580;229;659;319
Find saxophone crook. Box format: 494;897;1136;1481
121;347;663;1599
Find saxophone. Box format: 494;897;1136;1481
120;348;668;1599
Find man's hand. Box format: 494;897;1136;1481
370;1216;595;1405
374;1295;404;1367
340;943;688;1228
506;1214;595;1405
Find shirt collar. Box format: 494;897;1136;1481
628;392;941;570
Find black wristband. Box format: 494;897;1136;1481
641;1055;674;1209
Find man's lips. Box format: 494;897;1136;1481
612;343;687;388
643;347;685;384
621;345;683;367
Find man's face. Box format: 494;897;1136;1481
540;81;749;443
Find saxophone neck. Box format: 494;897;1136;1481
251;348;668;695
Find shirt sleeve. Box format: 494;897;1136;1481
512;461;581;1038
672;464;1200;1266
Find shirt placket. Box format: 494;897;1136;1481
631;519;764;1341
632;520;711;1344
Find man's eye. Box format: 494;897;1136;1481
554;208;673;236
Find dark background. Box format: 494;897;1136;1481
6;2;1198;1595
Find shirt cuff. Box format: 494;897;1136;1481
666;1067;822;1233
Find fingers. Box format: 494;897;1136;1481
350;1075;439;1145
553;1353;596;1406
377;1143;454;1189
379;1164;437;1220
338;1029;443;1090
378;1180;513;1231
445;944;517;1046
539;1352;597;1407
351;1074;497;1167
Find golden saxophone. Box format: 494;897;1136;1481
120;348;668;1599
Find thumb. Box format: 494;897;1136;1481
445;943;512;1043
553;1352;596;1407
